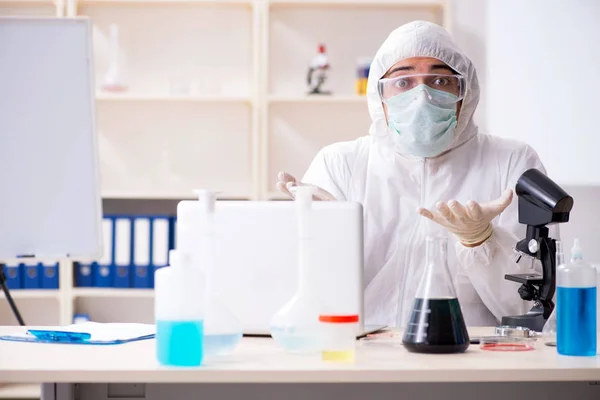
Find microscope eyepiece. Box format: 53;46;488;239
515;168;573;227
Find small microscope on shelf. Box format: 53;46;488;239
501;169;574;332
306;44;331;95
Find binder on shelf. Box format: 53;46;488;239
21;261;41;289
3;265;21;289
75;262;93;287
152;216;170;286
41;262;59;289
94;216;115;288
132;216;152;288
169;216;177;251
168;217;177;266
113;216;133;288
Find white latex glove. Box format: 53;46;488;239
275;171;336;201
417;189;514;247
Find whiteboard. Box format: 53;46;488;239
485;0;600;185
0;18;102;261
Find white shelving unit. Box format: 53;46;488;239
0;290;59;300
72;288;154;298
0;384;41;400
0;0;60;16
262;0;445;193
0;1;448;397
96;93;251;103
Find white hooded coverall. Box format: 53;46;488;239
302;21;547;328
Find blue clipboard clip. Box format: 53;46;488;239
28;330;91;343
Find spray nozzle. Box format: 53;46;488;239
571;238;584;261
192;189;218;214
290;186;315;212
168;249;193;268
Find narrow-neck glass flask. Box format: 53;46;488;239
176;190;243;357
402;236;469;354
270;186;322;353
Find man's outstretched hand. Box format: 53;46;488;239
276;171;336;201
417;189;514;247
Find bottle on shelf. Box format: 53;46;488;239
355;57;372;96
556;239;597;356
102;23;128;93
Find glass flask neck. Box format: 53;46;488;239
426;236;448;269
296;194;313;295
297;237;311;294
414;236;456;299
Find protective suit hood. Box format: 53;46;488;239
366;20;480;155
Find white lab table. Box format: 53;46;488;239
0;327;599;400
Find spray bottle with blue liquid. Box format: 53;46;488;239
155;250;205;366
556;239;597;356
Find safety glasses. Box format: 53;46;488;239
378;74;466;105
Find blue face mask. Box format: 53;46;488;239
386;84;458;158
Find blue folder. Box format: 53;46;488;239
21;262;41;289
3;265;21;289
94;216;115;287
75;262;93;287
151;216;170;287
41;262;59;289
113;216;133;288
132;216;152;288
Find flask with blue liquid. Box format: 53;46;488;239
155;250;205;366
557;239;597;356
176;190;243;357
270;186;322;353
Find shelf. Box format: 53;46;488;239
96;93;252;103
79;0;251;5
101;192;252;200
0;290;59;300
73;288;154;299
268;95;367;104
269;0;444;7
0;0;52;4
267;191;292;200
0;384;40;399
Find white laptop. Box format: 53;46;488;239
176;200;385;337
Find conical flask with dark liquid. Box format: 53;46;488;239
402;236;469;354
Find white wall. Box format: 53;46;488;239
450;0;600;264
486;0;600;186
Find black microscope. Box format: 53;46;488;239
501;168;574;332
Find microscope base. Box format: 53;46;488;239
501;312;546;332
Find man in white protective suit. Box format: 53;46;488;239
276;20;547;328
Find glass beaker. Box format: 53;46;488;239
402;236;469;354
270;186;321;353
177;189;243;357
